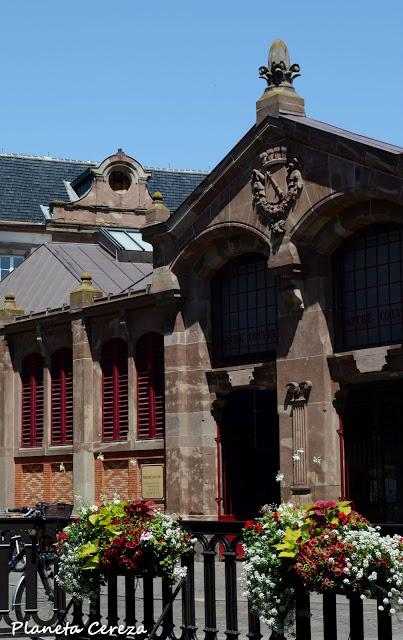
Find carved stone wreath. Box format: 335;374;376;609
251;148;303;234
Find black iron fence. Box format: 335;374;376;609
0;517;401;639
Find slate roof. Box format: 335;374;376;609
0;155;93;223
0;243;152;314
0;153;208;224
147;168;207;212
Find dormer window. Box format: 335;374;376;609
109;171;131;193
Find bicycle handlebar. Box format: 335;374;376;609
7;502;73;520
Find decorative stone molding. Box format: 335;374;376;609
207;362;277;396
252;147;303;234
286;380;312;494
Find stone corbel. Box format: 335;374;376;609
119;310;130;341
251;362;277;388
286;380;312;494
206;370;232;396
36;323;47;357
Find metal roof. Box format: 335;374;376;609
0;243;152;314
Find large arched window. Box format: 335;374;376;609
211;254;277;367
136;333;165;439
101;339;129;441
21;353;44;447
51;348;73;445
334;225;403;350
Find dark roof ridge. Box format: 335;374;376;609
0;152;209;174
0;152;96;165
145;166;209;175
280;113;403;154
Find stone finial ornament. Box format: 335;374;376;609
256;40;305;121
0;292;24;324
145;191;170;225
70;273;103;310
259;39;301;87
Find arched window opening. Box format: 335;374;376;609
211;254;277;367
51;348;73;445
334;225;403;350
101;338;128;442
21;353;44;447
136;333;165;439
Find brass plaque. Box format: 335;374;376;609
141;464;164;500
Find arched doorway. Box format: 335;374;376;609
219;389;280;520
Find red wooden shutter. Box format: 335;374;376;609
136;333;165;439
21;353;44;447
101;339;128;441
51;348;73;445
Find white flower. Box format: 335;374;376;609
292;453;300;461
297;448;304;454
174;566;187;578
360;594;366;600
312;455;322;465
378;606;384;611
140;531;153;541
59;462;65;472
129;458;138;466
369;572;377;581
97;452;105;461
275;471;284;482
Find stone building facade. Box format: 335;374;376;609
1;40;403;523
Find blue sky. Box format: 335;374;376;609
0;0;402;170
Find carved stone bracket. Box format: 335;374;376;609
286;380;312;494
36;323;47;357
252;147;303;234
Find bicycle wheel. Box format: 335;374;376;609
13;575;57;624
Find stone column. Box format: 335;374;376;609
164;300;218;519
286;381;311;494
70;274;102;507
0;293;24;508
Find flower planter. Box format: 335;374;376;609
55;499;192;600
243;501;403;635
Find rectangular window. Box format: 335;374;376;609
0;256;23;280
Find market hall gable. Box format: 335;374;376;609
142;40;403;521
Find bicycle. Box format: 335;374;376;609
6;502;73;624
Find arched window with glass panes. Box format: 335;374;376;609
136;333;165;439
334;224;403;351
211;254;277;367
51;348;73;445
101;338;129;441
21;353;44;447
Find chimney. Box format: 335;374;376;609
256;40;305;123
